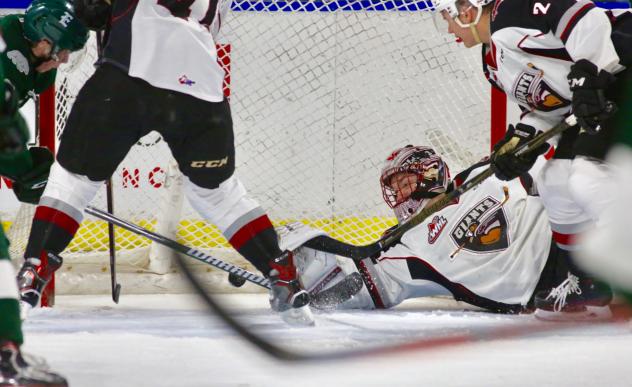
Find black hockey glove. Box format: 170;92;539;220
2;80;18;117
0;112;28;156
490;123;549;181
12;147;54;204
74;0;112;31
567;59;617;134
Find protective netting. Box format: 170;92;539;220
4;1;491;293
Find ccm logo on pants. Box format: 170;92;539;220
191;157;229;168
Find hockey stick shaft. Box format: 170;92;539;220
105;179;121;303
306;115;578;260
84;206;271;289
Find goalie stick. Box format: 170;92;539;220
84;206;362;308
305;114;579;260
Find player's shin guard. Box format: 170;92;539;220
19;163;102;311
185;176;314;324
184;175;282;273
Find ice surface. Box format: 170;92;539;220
22;294;632;387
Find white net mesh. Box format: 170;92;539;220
4;1;491;294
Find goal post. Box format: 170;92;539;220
2;0;510;302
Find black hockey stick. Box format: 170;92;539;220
93;27;121;304
84;205;363;308
305;115;579;260
85;205;272;288
105;179;121;303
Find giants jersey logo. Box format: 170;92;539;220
511;63;570;112
450;197;509;254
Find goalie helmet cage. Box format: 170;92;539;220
3;0;509;305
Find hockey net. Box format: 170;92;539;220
2;1;493;297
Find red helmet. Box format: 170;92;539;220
380;145;450;222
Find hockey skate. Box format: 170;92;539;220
269;251;315;326
16;253;63;316
0;341;67;387
534;272;613;321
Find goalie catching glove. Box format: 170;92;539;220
490;123;549;181
567;59;617;134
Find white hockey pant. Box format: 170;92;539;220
536;157;615;251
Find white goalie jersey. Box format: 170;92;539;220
282;161;553;312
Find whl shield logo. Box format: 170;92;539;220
427;216;447;244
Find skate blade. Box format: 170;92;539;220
280;305;315;327
534;305;613;322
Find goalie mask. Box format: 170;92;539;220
380;145;450;223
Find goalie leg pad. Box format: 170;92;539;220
293;246;374;309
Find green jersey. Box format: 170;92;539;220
0;14;57;107
0;32;33;185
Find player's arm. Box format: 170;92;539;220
539;0;620;133
540;0;619;72
0;86;53;204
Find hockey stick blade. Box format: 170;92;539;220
310;272;364;310
112;283;121;303
306;115;578;260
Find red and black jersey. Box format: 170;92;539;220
101;0;225;102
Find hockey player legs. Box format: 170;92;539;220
17;62;313;324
